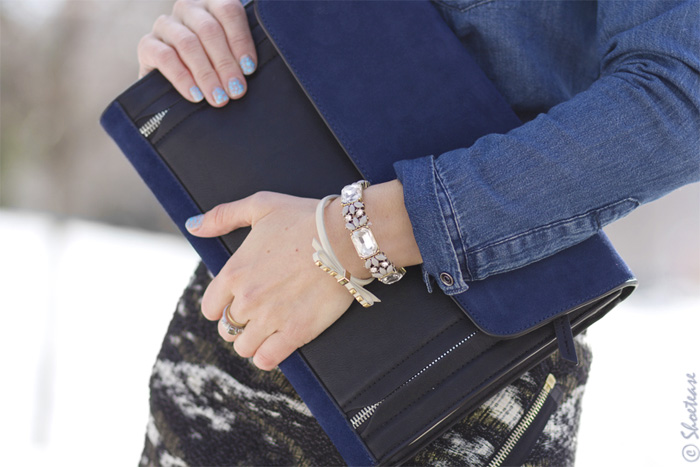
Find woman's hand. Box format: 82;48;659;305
187;182;422;370
138;0;257;107
186;180;422;370
186;192;356;371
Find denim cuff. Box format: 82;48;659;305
393;155;470;295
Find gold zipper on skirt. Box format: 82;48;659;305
487;373;557;467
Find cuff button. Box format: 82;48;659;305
439;272;454;286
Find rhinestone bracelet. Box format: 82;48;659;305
312;195;380;308
340;180;406;285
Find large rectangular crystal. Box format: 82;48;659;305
351;227;378;258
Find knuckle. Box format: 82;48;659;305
195;68;218;84
136;36;152;64
228;31;251;50
251;190;273;206
199;294;219;320
174;32;201;55
174;0;208;21
222;0;245;13
172;0;193;17
137;34;150;52
233;339;254;358
172;67;192;84
220;264;242;285
254;349;279;370
210;203;229;229
154;47;177;68
212;0;244;20
214;56;237;72
153;14;170;30
138;33;162;60
196;19;223;41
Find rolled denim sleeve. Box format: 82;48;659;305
394;0;700;294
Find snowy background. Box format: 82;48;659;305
1;0;699;466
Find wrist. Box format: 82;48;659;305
324;179;422;280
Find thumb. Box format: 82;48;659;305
185;196;256;238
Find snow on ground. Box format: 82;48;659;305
578;295;700;467
0;210;698;466
0;210;198;465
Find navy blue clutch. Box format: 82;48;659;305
101;1;636;464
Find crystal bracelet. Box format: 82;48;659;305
312;195;380;308
340;181;407;285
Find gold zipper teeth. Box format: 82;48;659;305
349;331;478;430
139;110;169;137
487;373;557;467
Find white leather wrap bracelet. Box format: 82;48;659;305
340;181;407;285
312;195;380;308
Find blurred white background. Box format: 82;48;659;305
1;0;698;466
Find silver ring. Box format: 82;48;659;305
221;304;246;336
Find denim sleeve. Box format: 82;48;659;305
394;0;700;294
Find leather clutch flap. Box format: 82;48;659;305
100;1;636;464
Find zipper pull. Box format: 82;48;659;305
544;373;556;391
553;315;578;365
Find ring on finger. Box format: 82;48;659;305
220;303;247;336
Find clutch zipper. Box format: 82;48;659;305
138;109;169;138
349;331;477;430
486;373;557;467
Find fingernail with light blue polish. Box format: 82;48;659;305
213;87;229;105
190;86;204;102
228;77;245;97
185;214;204;231
240;55;256;75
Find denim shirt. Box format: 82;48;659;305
393;0;700;295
